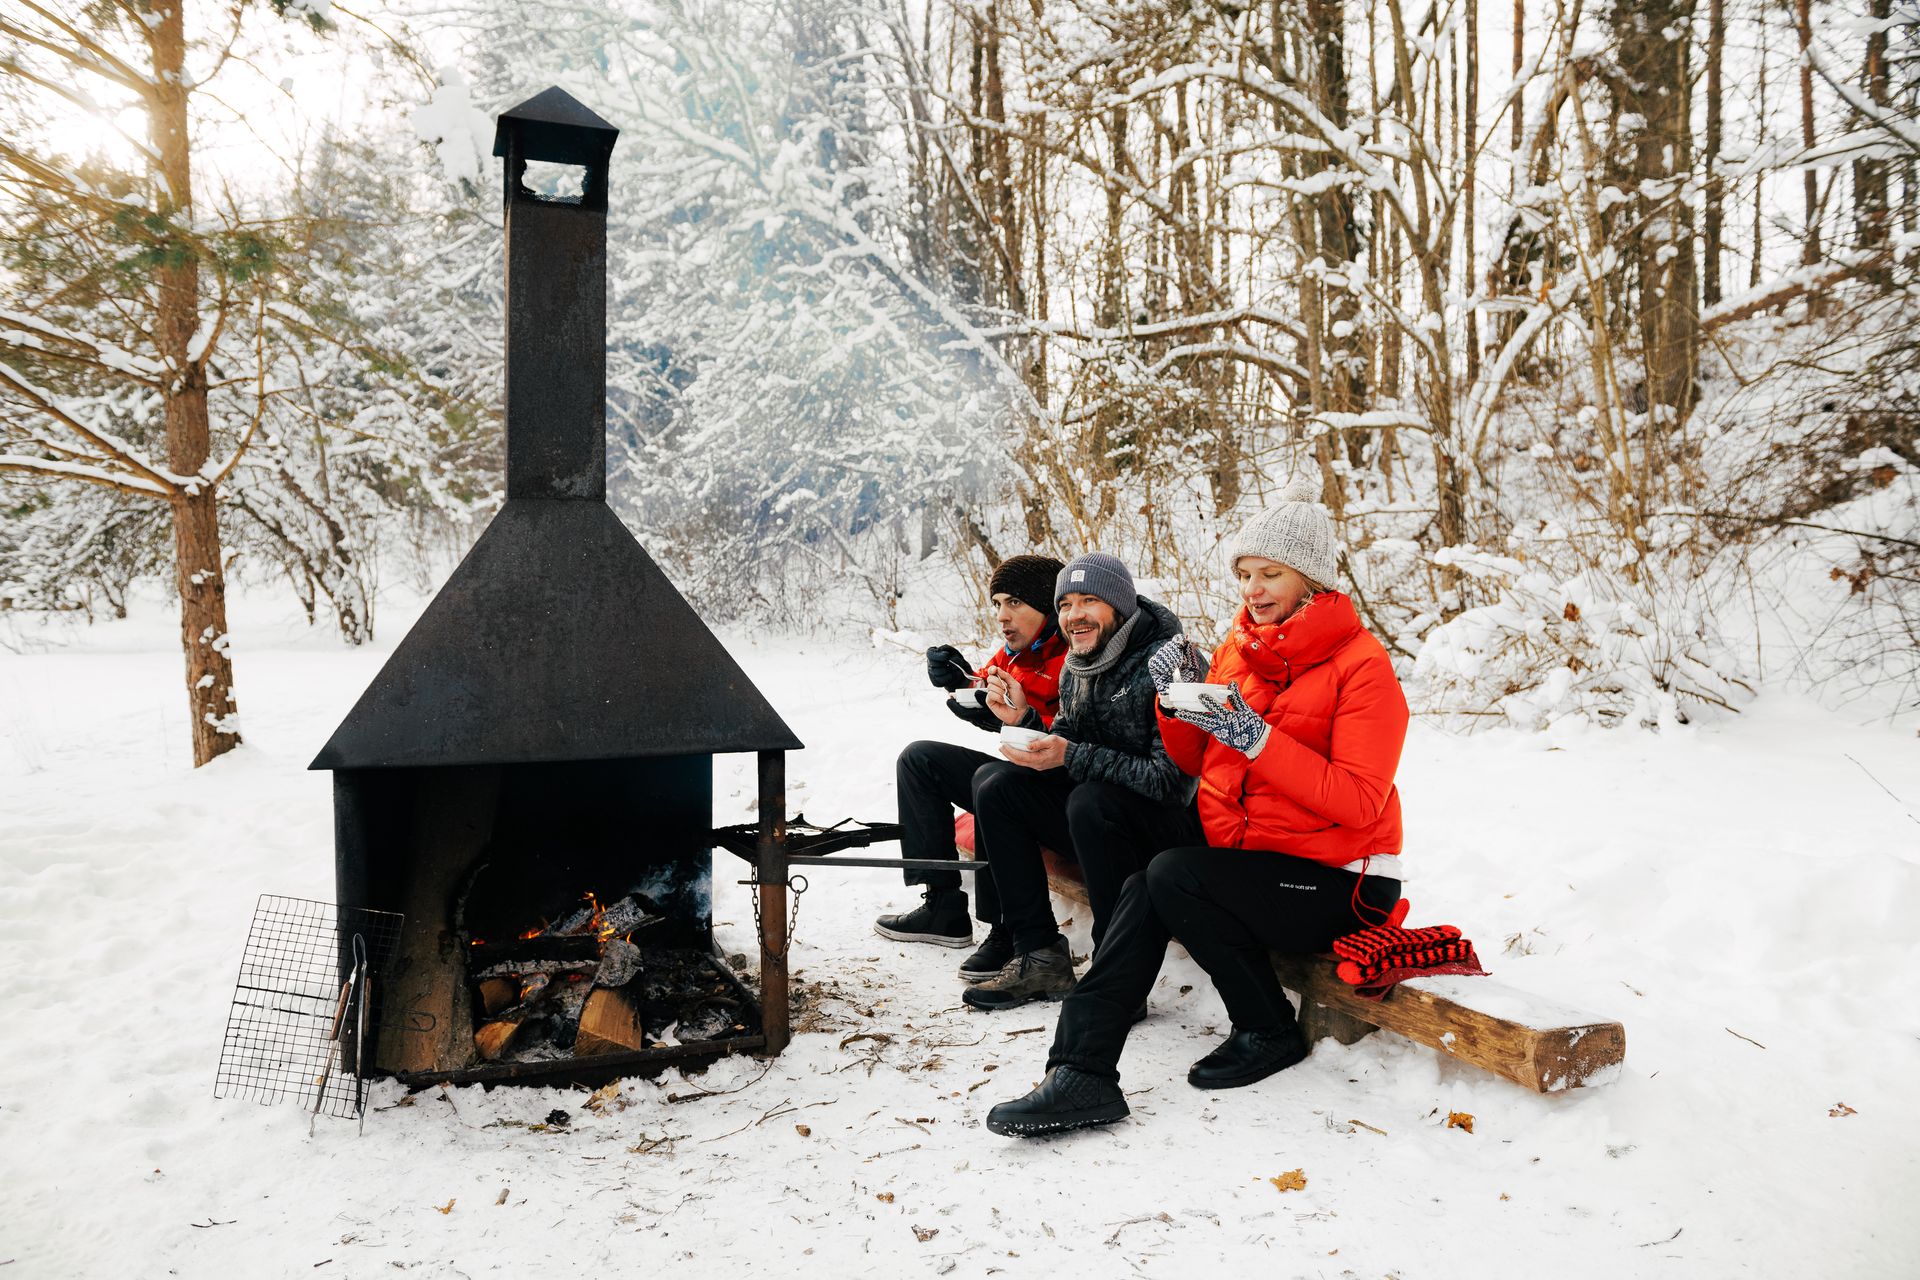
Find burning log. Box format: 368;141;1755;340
593;939;642;988
468;936;598;967
574;988;644;1056
471;957;597;982
547;892;663;940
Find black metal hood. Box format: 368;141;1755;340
311;87;800;770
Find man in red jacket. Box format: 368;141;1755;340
875;555;1068;975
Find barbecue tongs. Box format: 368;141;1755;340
311;933;372;1135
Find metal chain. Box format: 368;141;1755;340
745;873;807;962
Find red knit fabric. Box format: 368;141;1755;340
1333;923;1462;968
1330;924;1488;1000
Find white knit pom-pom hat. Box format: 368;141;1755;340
1223;475;1339;589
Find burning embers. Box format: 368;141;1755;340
464;892;754;1063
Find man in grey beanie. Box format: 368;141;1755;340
962;552;1201;1011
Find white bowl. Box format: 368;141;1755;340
951;687;987;706
999;725;1047;750
1162;682;1235;713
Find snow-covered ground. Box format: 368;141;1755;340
1;592;1916;1278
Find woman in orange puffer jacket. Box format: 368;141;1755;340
988;479;1411;1137
1159;558;1407;871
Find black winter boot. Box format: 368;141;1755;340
958;924;1015;982
874;889;972;947
1187;1024;1310;1089
985;1066;1129;1137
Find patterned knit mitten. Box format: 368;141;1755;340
1172;684;1270;755
1334;935;1483;987
1332;923;1462;970
1146;636;1208;696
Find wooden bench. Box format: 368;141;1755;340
953;816;1625;1093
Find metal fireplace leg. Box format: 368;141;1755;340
756;750;790;1054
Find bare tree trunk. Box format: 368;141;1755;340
981;1;1024;314
1511;0;1524;160
1855;0;1893;280
962;12;988;308
1029;139;1049;397
151;6;240;765
1754;20;1768;289
1378;3;1403;409
1795;0;1822;270
1703;0;1724;305
1091;97;1127;502
1100;105;1126;332
1305;0;1366;494
1464;0;1482;383
1384;0;1467;581
1615;0;1700;431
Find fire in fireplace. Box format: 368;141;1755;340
310;87;801;1088
463;888;755;1064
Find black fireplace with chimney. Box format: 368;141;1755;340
311;88;803;1087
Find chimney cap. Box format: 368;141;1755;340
492;86;619;167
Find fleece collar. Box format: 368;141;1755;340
1004;618;1060;659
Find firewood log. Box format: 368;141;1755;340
474;1019;521;1061
478;978;517;1017
574;988;644;1056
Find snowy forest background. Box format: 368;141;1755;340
3;0;1917;766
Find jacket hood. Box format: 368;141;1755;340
1131;596;1184;654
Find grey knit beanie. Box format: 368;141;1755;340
1224;476;1339;588
1054;552;1139;620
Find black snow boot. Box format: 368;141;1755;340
985;1066;1129;1137
1186;1024;1310;1089
874;888;973;947
958;923;1015;982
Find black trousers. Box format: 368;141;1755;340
1048;847;1402;1082
896;740;1002;921
971;764;1202;953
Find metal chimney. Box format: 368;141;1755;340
493;87;617;501
311;87;799;771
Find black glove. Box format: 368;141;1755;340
925;644;971;691
946;696;1000;732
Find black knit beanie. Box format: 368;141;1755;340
990;554;1066;618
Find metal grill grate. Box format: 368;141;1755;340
214;895;403;1119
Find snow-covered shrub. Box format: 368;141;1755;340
1411;545;1753;729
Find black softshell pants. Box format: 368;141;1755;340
896;740;1002;922
1047;847;1402;1082
971;764;1202;954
